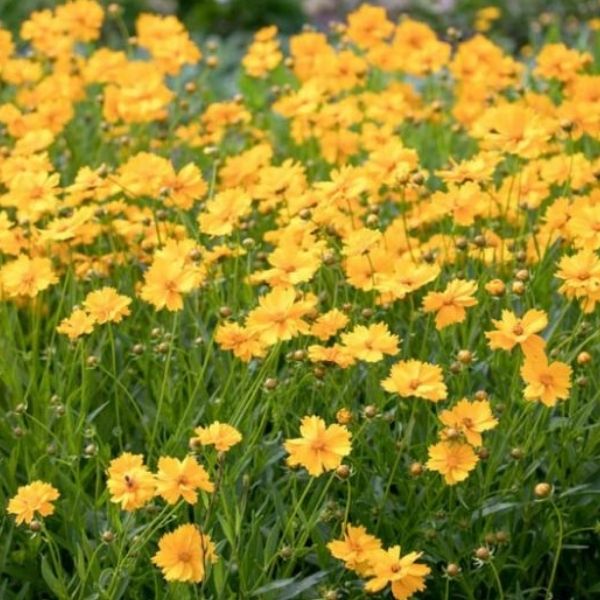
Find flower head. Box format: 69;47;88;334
7;481;59;525
83;287;131;324
155;456;214;504
152;524;217;583
284;415;352;476
191;422;242;453
485;309;547;355
439;398;498;446
106;453;156;511
327;524;382;576
422;279;478;329
426;441;479;485
381;360;447;402
521;351;572;407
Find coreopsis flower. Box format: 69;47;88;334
381;360;447;402
327;524;382;576
309;309;349;341
191;422;242;453
346;4;394;50
426;441;479;485
284;415;352;476
246;287;315;345
7;481;59;525
106;453;156;511
0;255;58;298
83;287;131;324
439;399;498;446
520;351;572;407
152;524;217;583
341;322;400;363
555;250;600;313
56;308;95;340
140;257;199;311
364;546;431;600
155;456;214;504
422;279;478;329
485;309;547;355
214;322;267;361
307;344;356;369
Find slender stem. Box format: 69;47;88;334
545;501;564;600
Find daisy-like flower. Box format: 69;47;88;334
0;255;58;298
106;453;156;511
155;456;214;504
426;441;479;485
191;422;242;453
422;279;478;329
214;322;267;362
245;286;315;345
364;545;431;600
310;309;349;341
83;287;131;324
140;257;199;311
327;524;382;576
381;360;447;402
439;398;498;446
152;524;217;583
56;308;95;340
284;415;352;476
7;481;60;525
520;351;572;407
485;309;547;355
341;322;400;363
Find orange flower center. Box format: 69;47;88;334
311;439;326;452
539;373;554;386
177;475;188;486
178;551;192;562
512;323;524;336
409;379;420;390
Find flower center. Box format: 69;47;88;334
512;323;524;336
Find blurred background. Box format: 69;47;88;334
1;0;598;48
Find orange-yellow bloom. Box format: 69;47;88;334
485;309;547;355
327;524;382;576
106;453;156;511
191;422;242;452
7;481;60;525
341;322;400;362
152;524;217;583
439;398;498;446
284;415;352;476
83;287;131;324
381;360;447;402
426;441;479;485
422;279;478;329
520;351;572;407
155;456;214;504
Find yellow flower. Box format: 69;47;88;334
7;481;60;525
485;309;547;355
284;415;352;476
364;545;431;600
56;308;95;340
155;456;214;504
341;322;400;362
140;257;199;311
106;453;156;511
520;351;572;407
309;309;349;341
381;360;447;402
83;287;131;324
426;441;479;485
422;279;478;329
327;524;382;576
0;255;57;298
152;524;217;583
191;422;242;453
439;398;498;446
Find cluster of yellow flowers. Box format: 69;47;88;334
1;0;598;596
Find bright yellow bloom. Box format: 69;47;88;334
426;441;479;485
364;545;431;599
439;398;498;446
56;308;95;340
520;351;572;407
152;524;217;583
422;279;478;329
155;456;214;504
309;309;349;341
7;481;59;525
327;524;382;576
381;360;447;402
1;255;57;298
191;422;242;452
140;257;199;311
83;287;131;324
485;309;547;355
341;322;400;362
284;415;352;476
106;453;156;511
